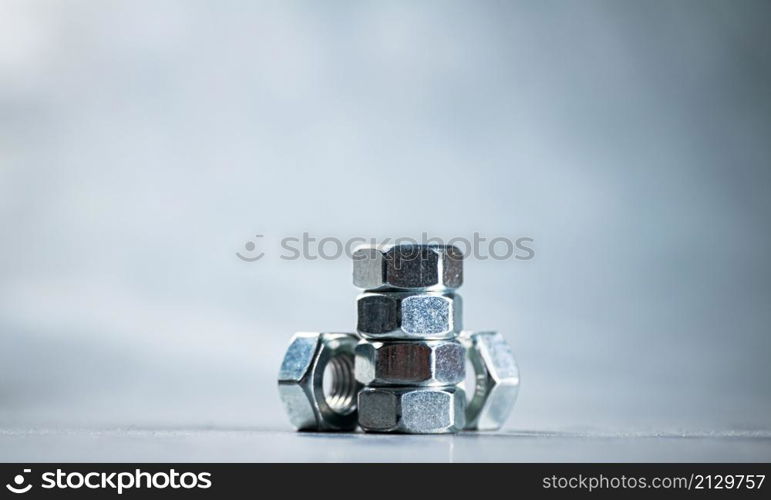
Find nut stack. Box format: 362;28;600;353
352;244;467;433
277;242;521;433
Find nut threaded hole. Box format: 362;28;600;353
322;354;357;414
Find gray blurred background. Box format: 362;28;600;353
1;0;770;459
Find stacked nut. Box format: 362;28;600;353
278;243;520;433
353;244;466;433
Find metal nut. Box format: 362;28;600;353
277;332;361;431
461;331;520;430
357;292;462;340
358;386;466;433
353;244;463;291
355;339;465;386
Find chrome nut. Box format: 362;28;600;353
356;292;462;340
358;386;466;433
352;244;463;291
461;331;520;430
355;339;465;386
277;332;361;431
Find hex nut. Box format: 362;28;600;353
358;386;466;433
461;331;520;430
353;244;463;291
357;292;462;340
355;339;466;386
277;332;361;431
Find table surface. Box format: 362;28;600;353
2;428;770;462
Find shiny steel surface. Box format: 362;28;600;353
356;292;462;340
461;331;520;431
278;332;360;431
355;339;465;386
352;244;463;291
358;386;466;434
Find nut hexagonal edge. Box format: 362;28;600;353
354;339;465;386
277;332;361;432
460;331;520;431
356;292;462;340
352;244;463;291
358;386;466;434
